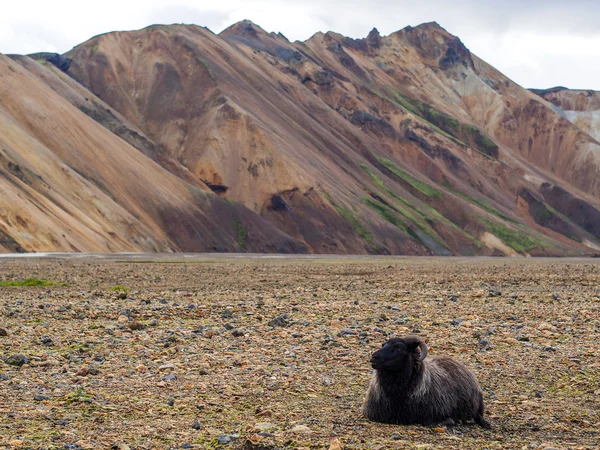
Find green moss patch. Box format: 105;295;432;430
232;218;248;248
0;278;60;287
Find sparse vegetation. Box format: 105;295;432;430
0;278;60;287
110;285;128;292
232;218;248;247
323;190;375;248
377;156;443;199
483;219;544;253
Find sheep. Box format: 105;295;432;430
362;336;490;428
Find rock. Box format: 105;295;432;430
489;289;502;297
516;335;530;342
216;434;239;444
127;321;145;331
449;296;459;302
88;363;100;375
0;328;8;336
117;315;129;324
159;363;175;370
163;373;177;381
337;329;356;337
223;323;234;331
64;444;83;450
117;292;127;300
231;329;245;337
329;438;344;450
451;318;467;326
5;354;28;367
268;314;290;327
34;395;50;401
76;365;89;377
290;425;311;433
167;397;174;407
8;440;24;447
221;310;234;319
191;420;202;430
552;293;561;300
40;335;53;345
543;346;556;352
254;422;275;431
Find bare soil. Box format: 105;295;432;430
0;256;598;449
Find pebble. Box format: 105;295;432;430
128;321;145;330
290;425;311;433
5;354;29;367
40;335;53;345
117;315;129;324
337;329;356;337
216;434;239;444
0;328;8;336
231;329;244;337
191;420;201;430
163;373;177;381
34;395;50;401
268;314;290;327
76;366;89;377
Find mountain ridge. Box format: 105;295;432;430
1;20;599;255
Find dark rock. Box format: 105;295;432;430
223;323;235;331
231;329;245;337
217;434;239;445
516;335;530;342
451;318;467;326
27;52;72;71
268;314;290;328
5;354;28;366
489;289;502;297
191;420;202;430
552;293;561;300
0;328;8;336
221;309;234;319
163;374;177;381
64;444;83;450
128;321;145;331
337;329;356;337
55;420;68;426
117;292;127;300
543;346;557;352
34;395;50;401
449;296;459;302
40;335;53;345
167;397;175;407
366;28;382;49
535;391;544;398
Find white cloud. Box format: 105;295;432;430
1;0;599;90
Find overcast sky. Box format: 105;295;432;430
2;0;599;90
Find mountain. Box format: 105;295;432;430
531;86;600;142
1;21;599;255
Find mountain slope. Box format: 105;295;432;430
0;53;306;253
2;21;600;255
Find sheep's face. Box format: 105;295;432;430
370;337;426;372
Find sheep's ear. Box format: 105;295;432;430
404;336;428;361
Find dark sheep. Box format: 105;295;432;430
362;336;490;428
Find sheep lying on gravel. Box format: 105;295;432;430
363;336;490;428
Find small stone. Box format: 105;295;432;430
76;366;89;377
535;391;544;398
5;354;28;367
489;289;502;297
216;434;239;444
254;422;275;431
451;318;467;326
231;329;244;337
329;438;344;450
117;315;129;324
191;420;202;430
516;335;530;342
221;310;234;319
268;314;290;327
543;346;556;352
223;323;234;330
34;395;50;401
167;397;174;407
290;425;311;433
479;339;490;348
159;364;175;370
127;321;144;331
117;292;127;300
163;373;177;381
0;328;8;336
449;296;459;302
88;363;100;375
40;335;53;346
552;293;561;300
337;329;356;337
8;441;24;447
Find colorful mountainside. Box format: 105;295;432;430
1;21;599;255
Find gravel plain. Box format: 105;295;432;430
0;256;598;449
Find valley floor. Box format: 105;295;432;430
0;256;598;449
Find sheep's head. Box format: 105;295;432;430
370;336;428;372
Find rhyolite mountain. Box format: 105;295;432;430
1;21;599;255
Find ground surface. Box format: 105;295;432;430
0;255;598;449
